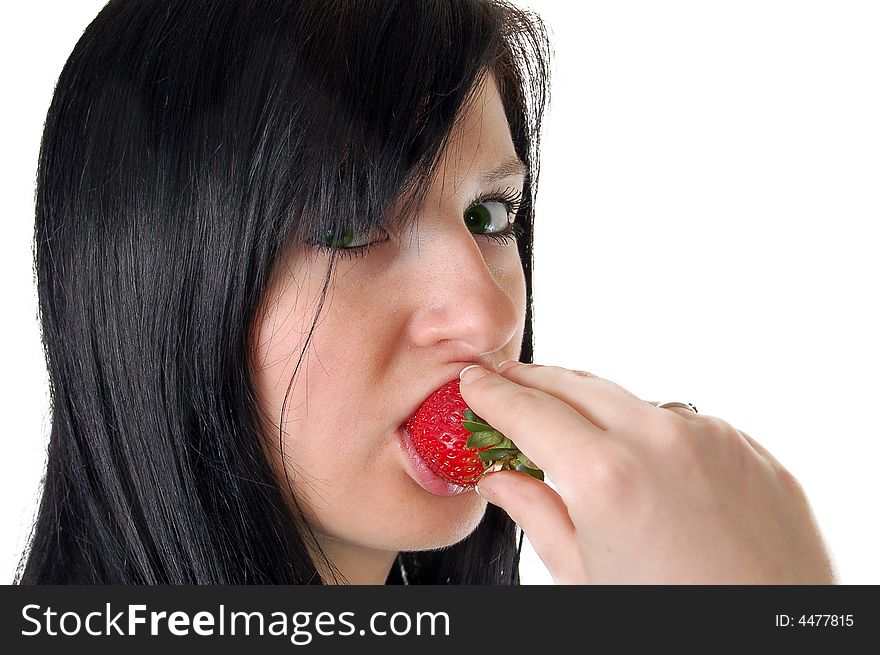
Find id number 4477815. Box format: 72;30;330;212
775;614;854;627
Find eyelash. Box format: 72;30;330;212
318;186;526;261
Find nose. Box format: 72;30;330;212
404;220;523;358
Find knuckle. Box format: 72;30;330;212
646;409;692;450
646;412;743;466
693;416;740;458
565;369;600;383
557;365;597;380
505;388;544;424
540;364;600;384
775;462;806;497
699;415;740;442
705;417;755;461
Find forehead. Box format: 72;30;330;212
434;71;520;192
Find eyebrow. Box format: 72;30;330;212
478;155;527;186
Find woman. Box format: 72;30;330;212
18;0;834;585
20;0;546;585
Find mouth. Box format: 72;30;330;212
397;425;471;497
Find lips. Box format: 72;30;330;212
397;425;471;497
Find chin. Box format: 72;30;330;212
310;481;491;554
392;492;490;551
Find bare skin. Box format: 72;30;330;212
461;362;838;584
251;71;524;584
252;64;836;585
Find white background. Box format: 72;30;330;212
2;1;878;584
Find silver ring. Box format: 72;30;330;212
653;401;698;414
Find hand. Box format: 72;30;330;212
459;362;837;584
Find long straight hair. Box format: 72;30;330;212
18;0;551;584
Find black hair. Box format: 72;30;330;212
18;0;551;584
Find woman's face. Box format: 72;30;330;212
251;71;526;577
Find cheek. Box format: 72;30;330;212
513;254;527;313
252;301;373;471
491;246;527;329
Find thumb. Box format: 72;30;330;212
477;470;587;584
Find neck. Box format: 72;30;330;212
311;535;399;585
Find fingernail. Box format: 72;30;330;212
497;360;520;372
460;364;489;383
474;476;497;502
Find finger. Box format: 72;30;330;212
476;470;587;584
459;366;603;482
495;362;655;430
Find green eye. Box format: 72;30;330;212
322;227;356;247
464;201;511;235
316;226;390;260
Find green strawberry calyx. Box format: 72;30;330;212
461;409;544;483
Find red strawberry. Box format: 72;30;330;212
403;379;544;487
